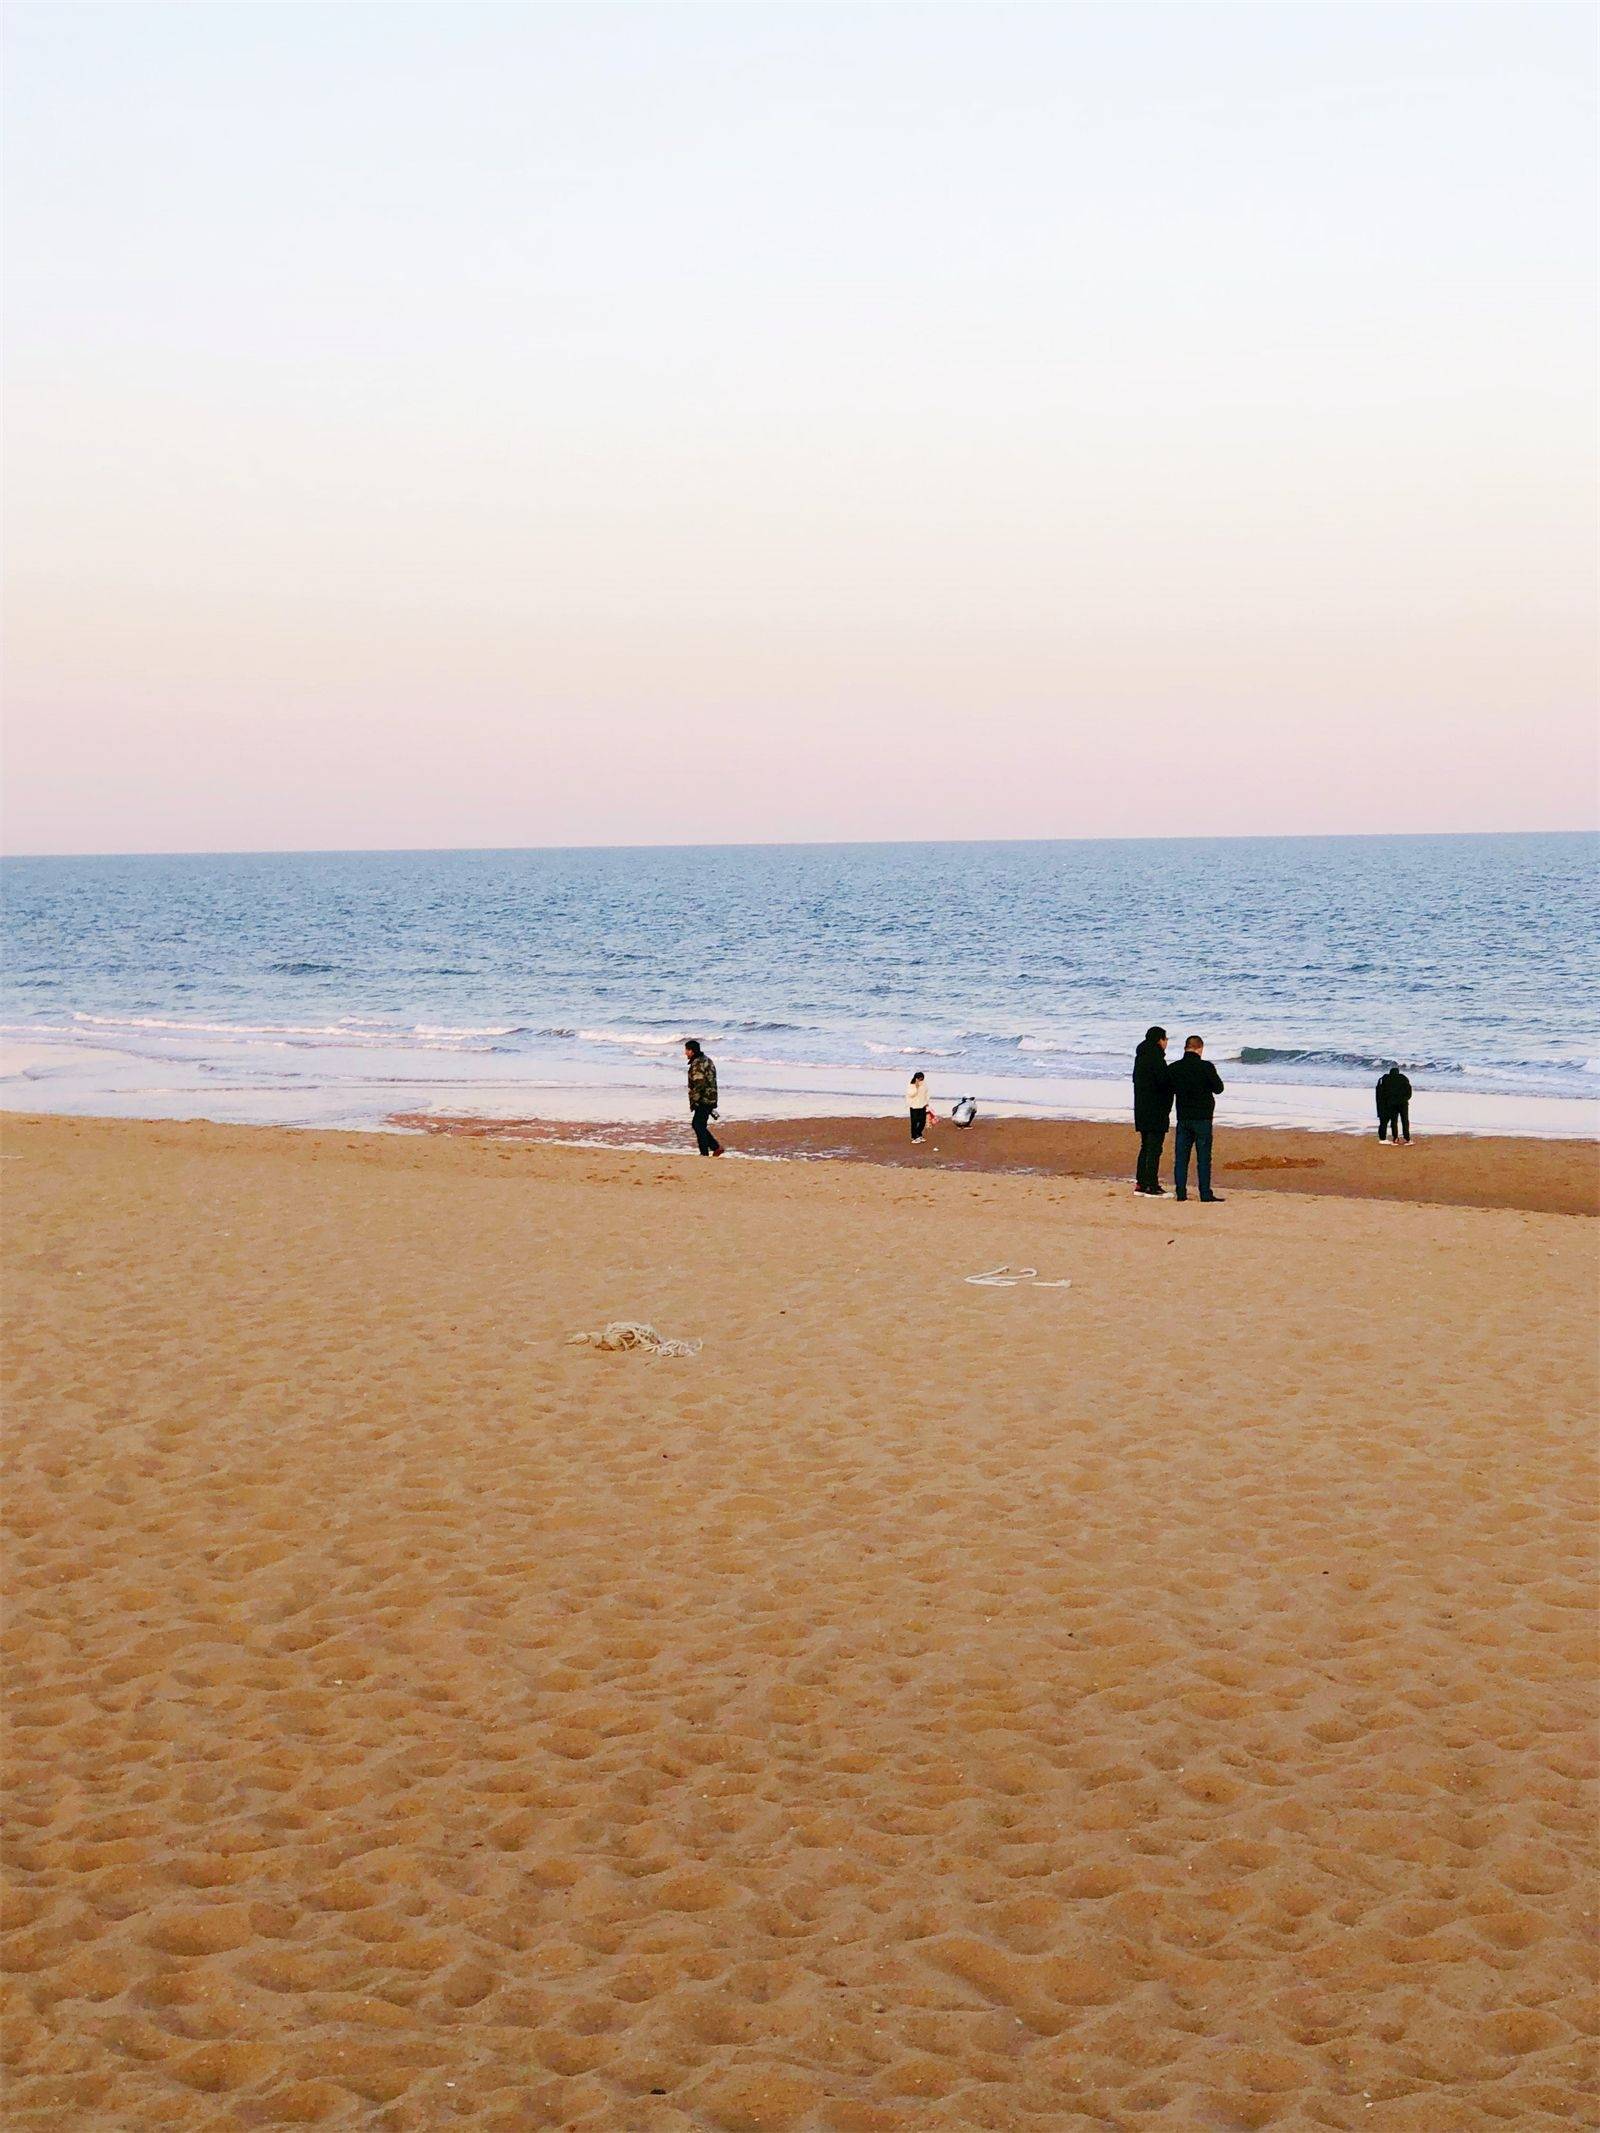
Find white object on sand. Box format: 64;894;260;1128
963;1265;1071;1289
567;1321;703;1357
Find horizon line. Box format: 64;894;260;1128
2;826;1597;864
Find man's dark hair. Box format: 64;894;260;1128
1185;1034;1204;1052
1144;1026;1166;1044
684;1038;702;1056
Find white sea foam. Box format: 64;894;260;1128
412;1024;519;1039
573;1029;684;1048
64;1011;516;1048
71;1011;362;1040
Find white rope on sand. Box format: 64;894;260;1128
567;1321;703;1358
963;1265;1072;1289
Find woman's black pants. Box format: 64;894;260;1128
910;1107;927;1141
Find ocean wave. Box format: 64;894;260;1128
413;1023;522;1040
72;1011;362;1040
1236;1045;1453;1073
1452;1055;1600;1084
1234;1045;1600;1087
573;1028;685;1048
950;1033;1085;1057
267;960;338;975
63;1011;519;1052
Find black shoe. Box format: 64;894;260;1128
1173;1192;1187;1202
1200;1193;1224;1203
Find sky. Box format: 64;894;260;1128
2;1;1595;855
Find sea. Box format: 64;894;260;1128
2;834;1597;1139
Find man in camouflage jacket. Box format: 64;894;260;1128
684;1040;723;1156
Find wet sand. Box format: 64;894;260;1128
394;1110;1600;1218
4;1112;1596;2131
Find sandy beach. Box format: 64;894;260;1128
3;1111;1596;2131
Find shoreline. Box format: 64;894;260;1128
392;1108;1600;1218
5;1033;1598;1146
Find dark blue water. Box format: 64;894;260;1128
3;835;1596;1126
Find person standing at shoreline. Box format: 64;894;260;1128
684;1039;723;1157
1170;1035;1225;1203
1132;1025;1173;1195
1376;1064;1413;1143
908;1072;931;1143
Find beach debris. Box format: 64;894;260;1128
963;1265;1071;1289
567;1321;702;1358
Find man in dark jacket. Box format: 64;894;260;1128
1169;1034;1224;1203
1131;1026;1173;1195
684;1039;722;1156
1376;1064;1413;1143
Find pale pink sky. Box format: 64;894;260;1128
4;3;1596;854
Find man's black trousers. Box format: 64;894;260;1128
1135;1126;1167;1193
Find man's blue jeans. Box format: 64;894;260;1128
1174;1118;1213;1199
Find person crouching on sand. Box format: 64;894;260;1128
1132;1025;1173;1195
1169;1034;1225;1203
685;1039;723;1157
908;1071;932;1144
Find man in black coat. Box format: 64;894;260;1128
1376;1064;1413;1143
1169;1034;1225;1203
1131;1026;1173;1195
